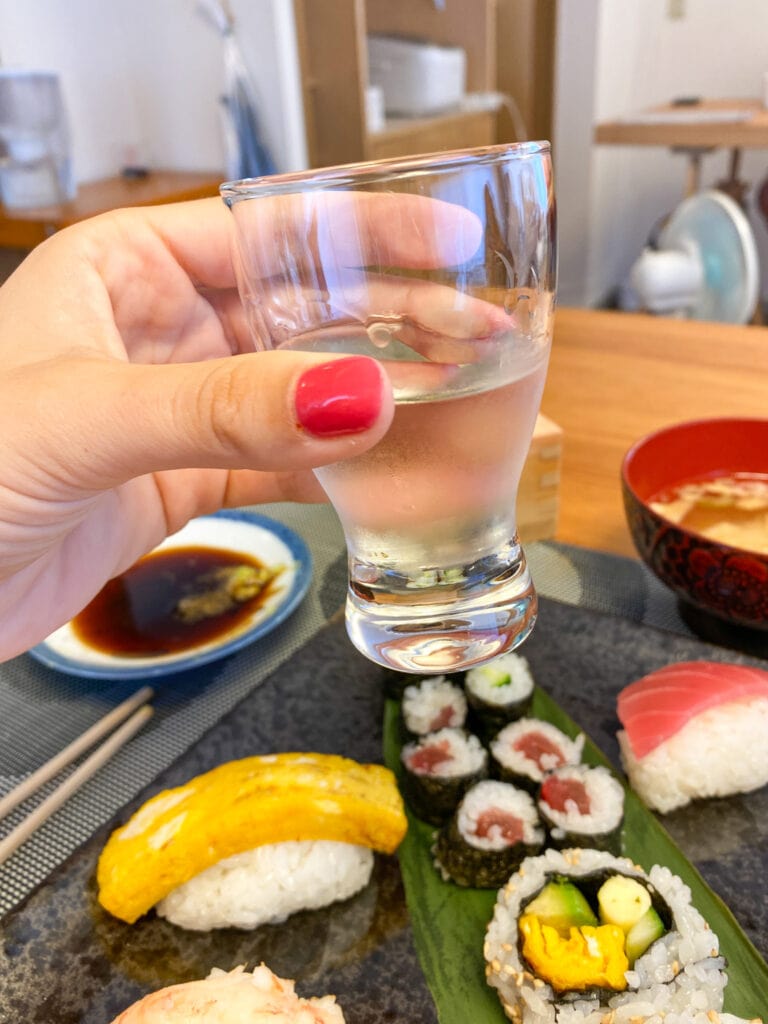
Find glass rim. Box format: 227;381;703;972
220;140;551;203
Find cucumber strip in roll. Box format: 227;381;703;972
485;848;731;1022
464;654;535;742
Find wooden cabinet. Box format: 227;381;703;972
294;0;503;169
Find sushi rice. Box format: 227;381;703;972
618;698;768;814
156;840;374;931
537;764;625;853
434;780;545;888
402;676;468;736
490;719;585;788
465;654;535;708
400;727;488;825
485;848;732;1024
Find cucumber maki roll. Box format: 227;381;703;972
537;764;625;855
433;780;544;889
464;654;535;741
401;676;468;738
485;848;732;1022
400;728;487;826
489;718;584;792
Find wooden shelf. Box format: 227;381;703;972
0;169;223;249
366;109;498;161
594;99;768;150
294;0;501;169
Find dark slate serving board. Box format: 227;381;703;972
1;596;766;1023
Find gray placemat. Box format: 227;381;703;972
0;506;698;917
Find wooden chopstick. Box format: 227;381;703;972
0;691;154;868
0;685;153;821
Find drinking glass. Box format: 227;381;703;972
222;142;556;673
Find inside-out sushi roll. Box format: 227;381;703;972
401;676;468;737
490;718;584;791
97;752;406;930
110;963;345;1023
433;780;545;888
400;728;488;825
464;654;535;741
485;848;732;1022
537;764;625;855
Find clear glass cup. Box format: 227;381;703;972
221;142;556;673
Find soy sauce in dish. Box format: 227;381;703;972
72;546;282;657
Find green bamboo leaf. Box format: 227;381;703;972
384;691;768;1023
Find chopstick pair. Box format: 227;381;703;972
0;685;154;867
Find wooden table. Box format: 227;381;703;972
0;169;224;249
594;98;768;197
542;307;768;557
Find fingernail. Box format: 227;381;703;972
295;356;384;437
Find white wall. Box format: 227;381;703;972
555;0;768;308
0;0;306;183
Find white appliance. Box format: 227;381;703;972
628;189;759;324
367;35;466;118
0;69;75;209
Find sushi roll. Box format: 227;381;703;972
401;676;468;737
464;653;535;741
110;963;345;1023
433;780;545;888
537;763;625;855
489;718;584;792
400;728;488;825
485;848;733;1022
617;659;768;813
97;752;406;929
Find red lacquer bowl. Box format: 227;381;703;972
622;418;768;633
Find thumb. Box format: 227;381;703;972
22;352;395;490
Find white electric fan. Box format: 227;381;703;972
628;189;760;323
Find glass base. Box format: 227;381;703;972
344;552;537;673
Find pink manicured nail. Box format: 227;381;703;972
295;356;384;437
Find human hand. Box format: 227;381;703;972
0;193;492;659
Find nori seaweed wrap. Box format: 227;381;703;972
433;780;544;888
463;653;535;742
537;763;625;855
400;728;487;826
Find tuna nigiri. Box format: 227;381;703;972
110;964;344;1024
616;660;768;813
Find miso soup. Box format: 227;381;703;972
649;473;768;554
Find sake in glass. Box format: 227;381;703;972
221;142;556;673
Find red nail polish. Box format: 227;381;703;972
295;356;384;437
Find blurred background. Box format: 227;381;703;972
1;0;768;317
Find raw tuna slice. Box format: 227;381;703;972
617;660;768;759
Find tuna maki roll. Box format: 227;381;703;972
537;763;625;855
489;718;584;791
400;728;488;825
464;654;535;741
433;780;545;889
401;676;468;738
485;848;731;1022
